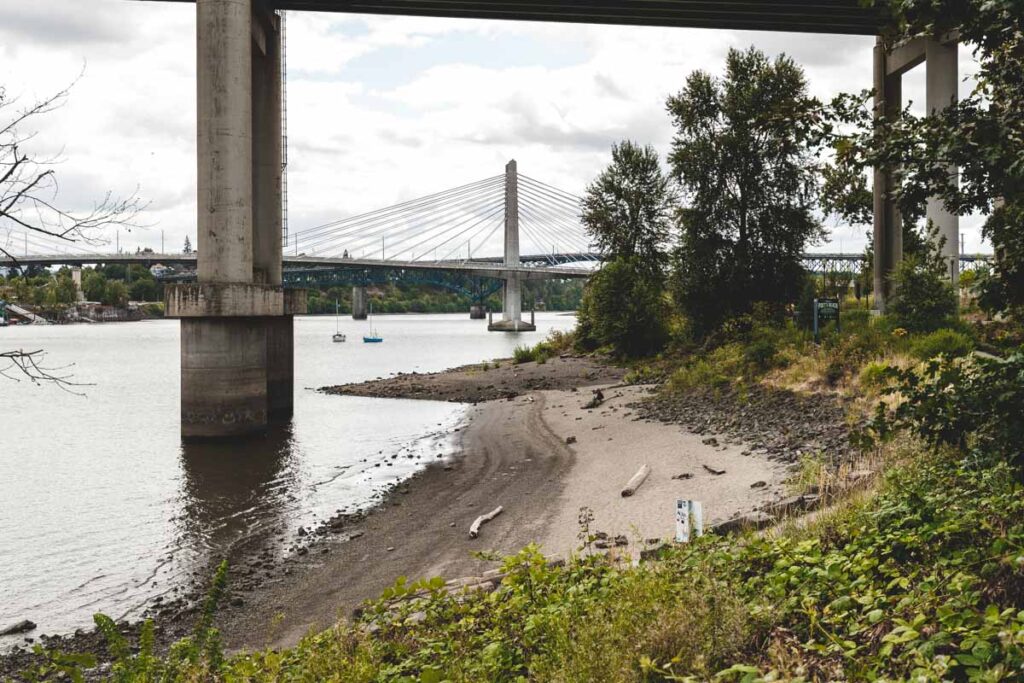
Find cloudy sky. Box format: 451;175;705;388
0;0;987;259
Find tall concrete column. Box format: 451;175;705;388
251;11;292;416
252;9;283;287
170;0;305;440
352;285;368;320
925;39;959;284
872;37;903;312
489;160;535;331
197;0;253;284
71;266;85;302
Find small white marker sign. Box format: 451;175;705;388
676;499;704;543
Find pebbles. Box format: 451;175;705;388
635;385;857;466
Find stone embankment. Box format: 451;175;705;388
633;384;858;466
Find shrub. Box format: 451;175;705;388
841;308;871;330
512;345;536;364
742;338;778;372
910;328;973;361
887;254;957;333
859;361;890;389
576;257;670;357
869;350;1024;472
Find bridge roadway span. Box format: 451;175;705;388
2;253;594;279
3;252;991;275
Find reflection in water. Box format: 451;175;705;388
177;422;299;567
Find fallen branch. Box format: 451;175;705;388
469;506;503;539
621;463;651;497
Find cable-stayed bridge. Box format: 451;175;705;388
2;161;595;328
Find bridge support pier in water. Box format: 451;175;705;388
488;160;536;332
352;286;368;320
167;0;305;440
469;303;486;320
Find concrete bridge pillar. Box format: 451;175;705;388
167;0;305;440
71;267;85;303
469;303;486;319
489;160;535;332
872;35;959;311
925;39;959;285
351;286;368;320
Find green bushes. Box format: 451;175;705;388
869;350;1024;471
910;328;974;360
576;257;670;358
512;331;576;365
887;254;958;333
512;345;537;364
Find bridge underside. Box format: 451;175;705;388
151;1;883;35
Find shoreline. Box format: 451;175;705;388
1;354;842;676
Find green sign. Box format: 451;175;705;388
813;297;840;341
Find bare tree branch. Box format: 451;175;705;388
0;349;91;394
2;77;148;390
0;78;147;267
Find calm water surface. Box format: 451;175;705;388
0;312;573;643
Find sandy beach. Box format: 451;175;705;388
214;370;792;652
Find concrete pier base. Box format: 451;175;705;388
469;304;486;319
488;318;536;332
352;286;368;320
181;317;270;439
266;315;294;417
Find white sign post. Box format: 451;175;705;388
676;499;704;543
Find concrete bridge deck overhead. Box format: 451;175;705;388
150;1;885;35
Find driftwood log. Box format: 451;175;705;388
621;464;651;497
469;506;504;538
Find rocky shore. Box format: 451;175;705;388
320;355;625;402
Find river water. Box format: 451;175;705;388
0;312;573;644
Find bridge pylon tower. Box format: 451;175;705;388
488;159;536;332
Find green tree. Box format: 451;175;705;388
129;278;158;302
103;280;129;307
82;270;107;302
668;47;825;336
580;141;674;277
577;142;674;356
829;1;1022;316
576;257;669;357
887;229;958;333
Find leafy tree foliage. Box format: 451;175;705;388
668;47;825;336
580;141;674;277
577;142;673;356
887;256;957;333
576;257;669;357
830;1;1023;315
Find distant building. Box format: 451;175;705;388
150;264;173;278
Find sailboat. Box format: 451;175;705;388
332;300;346;343
363;301;383;343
